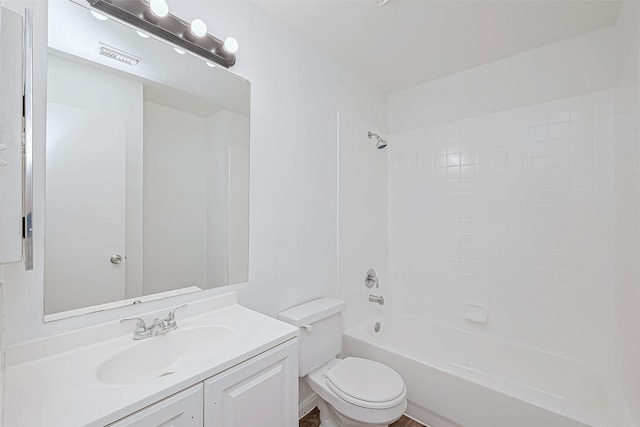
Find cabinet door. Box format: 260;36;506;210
204;339;298;427
108;384;203;427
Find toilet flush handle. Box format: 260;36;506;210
301;324;313;333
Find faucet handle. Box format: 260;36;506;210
120;317;149;334
164;304;188;329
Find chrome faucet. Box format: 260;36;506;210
121;304;188;340
368;294;384;305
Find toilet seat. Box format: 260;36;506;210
306;358;408;426
326;357;406;409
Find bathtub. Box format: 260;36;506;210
343;315;633;427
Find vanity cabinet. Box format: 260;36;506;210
108;384;204;427
204;338;298;427
107;339;298;427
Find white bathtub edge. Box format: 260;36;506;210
406;401;460;427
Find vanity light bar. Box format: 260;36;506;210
98;44;140;66
87;0;236;68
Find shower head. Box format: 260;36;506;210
368;131;388;149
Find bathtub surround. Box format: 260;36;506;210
374;4;639;425
389;89;616;368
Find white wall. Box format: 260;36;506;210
385;26;621;371
614;1;640;424
205;109;250;287
338;112;387;330
143;101;208;295
228;143;250;284
0;0;385;397
388;26;616;133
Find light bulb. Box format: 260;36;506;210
137;30;150;39
206;61;216;68
174;47;186;55
149;0;169;17
223;37;239;54
90;10;108;21
190;19;207;37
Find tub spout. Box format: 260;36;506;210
369;294;384;305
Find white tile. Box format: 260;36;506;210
571;119;595;137
550;105;572;123
595;116;615;134
570;135;594;153
547;138;571;155
386;89;619;376
571;151;594;170
549;122;571;139
529;125;549;141
529;110;549;127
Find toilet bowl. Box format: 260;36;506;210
278;297;407;427
307;358;407;427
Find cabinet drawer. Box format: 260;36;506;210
108;384;203;427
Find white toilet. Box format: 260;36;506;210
279;298;407;427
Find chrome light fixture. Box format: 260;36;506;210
87;0;238;68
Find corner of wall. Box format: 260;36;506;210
613;2;640;425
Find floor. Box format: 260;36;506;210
299;407;425;427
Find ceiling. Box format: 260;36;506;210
256;0;621;93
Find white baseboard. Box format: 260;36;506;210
298;393;319;419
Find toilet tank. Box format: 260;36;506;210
278;298;345;377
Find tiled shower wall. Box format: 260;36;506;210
388;90;615;368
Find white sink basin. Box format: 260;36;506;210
96;326;235;385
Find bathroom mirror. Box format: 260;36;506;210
43;0;250;320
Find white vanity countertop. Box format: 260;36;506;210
4;293;298;427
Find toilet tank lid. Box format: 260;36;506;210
278;298;345;327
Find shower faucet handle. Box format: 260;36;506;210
365;268;379;288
